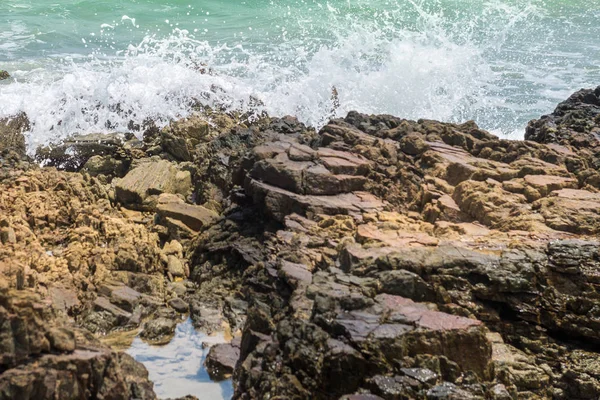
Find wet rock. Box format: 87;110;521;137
367;375;422;399
140;316;177;343
0;113;29;157
189;302;224;334
0;70;9;80
488;384;512;400
205;339;241;381
339;395;385;400
426;382;480;399
36;132;128;172
526;85;600;147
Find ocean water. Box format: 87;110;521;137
0;0;598;149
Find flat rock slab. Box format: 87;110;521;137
99;284;142;313
157;201;218;232
537;188;600;234
523;174;577;196
247;179;386;222
115;160;192;208
327;294;490;379
93;296;132;322
251;145;369;196
48;285;81;313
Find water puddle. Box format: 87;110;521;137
126;317;234;399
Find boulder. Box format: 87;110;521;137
168;297;189;313
160;114;211;161
115;159;192;209
167;255;187;278
140;316;177;343
0;113;28;157
156;196;218;232
205;339;241;381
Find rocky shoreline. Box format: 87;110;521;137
1;86;600;399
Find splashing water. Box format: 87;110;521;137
0;0;598;149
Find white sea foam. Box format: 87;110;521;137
0;0;598;151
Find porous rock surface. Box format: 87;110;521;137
1;88;600;399
0;286;156;400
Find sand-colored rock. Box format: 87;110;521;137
115;159;192;208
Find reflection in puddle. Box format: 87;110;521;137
127;317;234;399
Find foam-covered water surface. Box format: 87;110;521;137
126;318;233;400
0;0;599;148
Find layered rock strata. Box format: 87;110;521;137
1;88;600;399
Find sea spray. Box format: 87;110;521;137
0;0;598;150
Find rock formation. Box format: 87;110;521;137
1;87;600;399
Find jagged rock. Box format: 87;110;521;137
161;114;211;161
3;88;600;400
0;288;156;400
205;338;241;381
526;86;600;147
0;113;28;157
36;132;130;172
140;315;177;343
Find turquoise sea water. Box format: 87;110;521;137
0;0;599;148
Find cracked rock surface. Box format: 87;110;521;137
2;88;600;399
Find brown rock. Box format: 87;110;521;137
167;255;187;278
535;189;600;234
0;289;156;400
161;114;211;161
205;341;241;381
115;160;192;208
247;179;385;222
523;174;578;197
157;199;218;232
0;113;28;157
